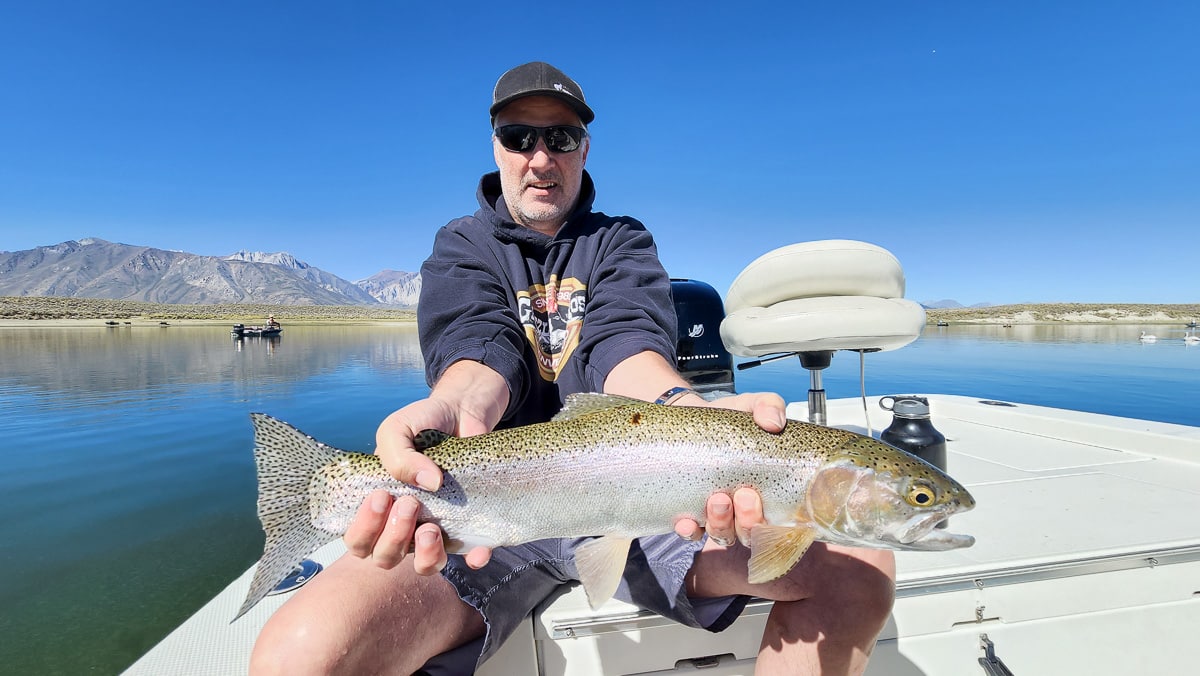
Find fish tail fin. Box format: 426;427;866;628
234;413;344;621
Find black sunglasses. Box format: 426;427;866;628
494;124;586;153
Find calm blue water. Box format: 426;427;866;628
1;322;1197;674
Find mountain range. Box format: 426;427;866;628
0;239;420;306
1;238;981;310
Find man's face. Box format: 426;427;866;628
492;96;589;235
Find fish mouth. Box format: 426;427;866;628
893;512;975;550
903;519;976;550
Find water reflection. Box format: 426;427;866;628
735;323;1200;428
0;322;1196;676
232;333;282;354
0;323;431;675
922;322;1200;345
0;324;426;410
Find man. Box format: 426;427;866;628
251;62;895;675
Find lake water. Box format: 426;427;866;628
2;322;1198;675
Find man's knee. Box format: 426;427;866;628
805;546;896;621
775;545;895;606
251;609;340;676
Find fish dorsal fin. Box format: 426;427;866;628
552;393;644;422
573;535;634;609
414;429;452;452
747;525;816;585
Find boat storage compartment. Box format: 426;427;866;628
482;550;1200;675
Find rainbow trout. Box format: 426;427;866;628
237;393;975;619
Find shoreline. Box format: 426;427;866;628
0;318;418;328
925;303;1199;325
0;296;415;323
2;297;1197;326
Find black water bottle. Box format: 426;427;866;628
879;396;948;527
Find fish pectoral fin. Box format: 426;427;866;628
574;536;634;610
747;526;816;585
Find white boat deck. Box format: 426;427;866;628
125;395;1200;675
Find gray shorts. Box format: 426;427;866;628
419;534;750;674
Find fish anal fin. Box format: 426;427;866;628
747;525;816;585
574;535;634;609
552;393;644;422
414;429;452;452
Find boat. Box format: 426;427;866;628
126;242;1200;675
231;325;283;338
232;316;283;338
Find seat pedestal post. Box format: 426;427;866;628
798;351;834;426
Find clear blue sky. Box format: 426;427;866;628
2;1;1197;305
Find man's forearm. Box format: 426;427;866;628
602;350;707;406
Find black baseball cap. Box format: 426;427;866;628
490;61;594;125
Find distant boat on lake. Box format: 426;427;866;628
232;315;282;338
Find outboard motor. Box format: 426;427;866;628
670;279;735;394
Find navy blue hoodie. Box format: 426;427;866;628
418;170;677;427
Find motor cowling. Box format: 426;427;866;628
670;279;734;394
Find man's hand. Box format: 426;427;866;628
343;361;508;574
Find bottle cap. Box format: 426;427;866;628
880;395;931;418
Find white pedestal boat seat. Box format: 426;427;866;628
719;240;926;424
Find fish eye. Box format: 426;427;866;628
906;483;937;507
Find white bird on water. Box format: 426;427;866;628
1139;331;1158;343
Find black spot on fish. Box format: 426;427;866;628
629;413;642;425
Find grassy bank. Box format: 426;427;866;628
4;296;1197;325
926;303;1200;324
0;296;415;322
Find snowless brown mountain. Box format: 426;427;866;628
0;238;419;306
